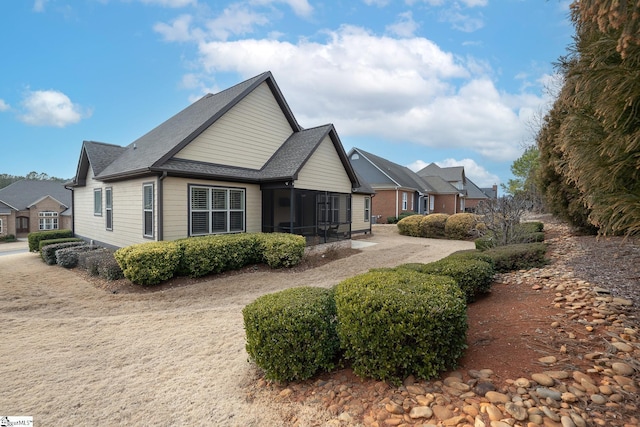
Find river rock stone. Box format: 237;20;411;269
409;406;433;419
485;391;510;404
532;373;555;386
536;387;562;400
611;362;635;376
432;404;454;420
505;402;528;420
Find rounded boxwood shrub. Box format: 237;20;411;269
484;242;548;273
397;214;424;237
259;233;306;268
243;286;340;382
445;213;478;240
446;249;495;268
419;213;449;238
398;258;495;302
334;269;467;384
56;245;100;269
114;241;181;285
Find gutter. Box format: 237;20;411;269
158;171;167;241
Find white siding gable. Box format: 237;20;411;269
174;82;294;169
295;136;352;193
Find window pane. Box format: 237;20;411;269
144;211;153;236
106;210;113;229
212;189;226;210
106;188;112;208
212;212;226;232
230;211;244;232
229;190;243;210
94;189;102;214
191;187;208;210
191;212;208;234
144;185;153;210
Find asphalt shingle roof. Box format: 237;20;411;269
352;148;432;192
0;180;72;211
72;72;362;191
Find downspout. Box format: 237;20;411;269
158;171;167;241
395;187;399;219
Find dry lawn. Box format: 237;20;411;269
0;226;473;426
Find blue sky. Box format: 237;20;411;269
0;0;572;188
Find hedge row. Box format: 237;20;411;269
28;229;73;252
397;213;480;240
41;241;87;265
244;270;467;384
243;241;549;384
114;232;306;285
475;221;545;250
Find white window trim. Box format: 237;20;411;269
402;192;408;211
364;197;370;222
94;188;102;216
105;187;113;231
0;218;3;234
189;185;246;236
38;211;59;230
143;183;154;238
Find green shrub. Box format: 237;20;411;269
39;237;85;252
397;214;424;237
41;241;86;265
114;241;181;285
484;242;548;273
475;236;495;250
260;233;306;268
445;213;478;240
419;214;449;238
334;269;467;384
28;229;73;252
387;212;419;224
398;258;495;302
56;245;99;268
98;256;124;281
243;287;340;382
519;221;544;233
78;249;108;275
0;234;16;242
177;234;262;278
446;249;495;268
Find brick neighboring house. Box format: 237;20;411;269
348;148;443;222
0;180;72;238
417;163;497;212
349;149;499;221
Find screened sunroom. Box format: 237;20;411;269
261;187;352;245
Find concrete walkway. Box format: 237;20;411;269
0;239;29;256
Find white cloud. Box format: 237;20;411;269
439;8;484;32
406;158;499;187
154;14;197;42
19;90;91;127
138;0;196;7
250;0;313;18
0;99;9;112
33;0;48;12
437;158;499;187
162;21;546;164
205;4;269;41
386;11;419;38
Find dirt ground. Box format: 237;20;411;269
2;222;638;426
0;225;474;426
